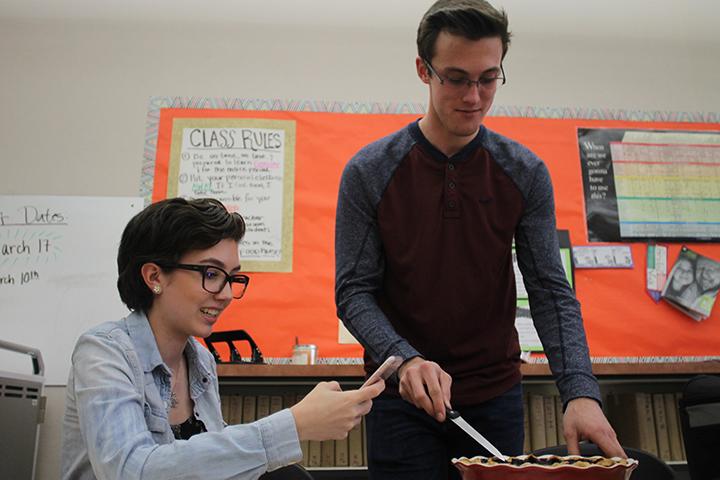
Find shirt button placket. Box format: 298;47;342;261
444;162;460;218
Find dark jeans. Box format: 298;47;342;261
366;382;524;480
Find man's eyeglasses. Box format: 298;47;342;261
423;59;506;93
157;263;250;299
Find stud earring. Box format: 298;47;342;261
153;285;161;294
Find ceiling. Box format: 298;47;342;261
1;0;718;44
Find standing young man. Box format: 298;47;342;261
335;0;625;478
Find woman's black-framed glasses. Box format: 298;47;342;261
157;263;249;299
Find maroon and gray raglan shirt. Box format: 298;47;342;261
335;120;600;407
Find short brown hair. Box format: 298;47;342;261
417;0;511;62
117;197;246;312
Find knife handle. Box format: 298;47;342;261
446;408;460;420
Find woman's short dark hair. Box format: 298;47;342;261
117;197;246;312
417;0;511;62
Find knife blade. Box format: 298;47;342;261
447;408;508;462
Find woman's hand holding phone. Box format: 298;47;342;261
361;355;402;389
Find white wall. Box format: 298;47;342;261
2;13;718;197
1;4;718;479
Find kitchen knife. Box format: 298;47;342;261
447;408;509;462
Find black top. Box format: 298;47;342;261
171;415;207;440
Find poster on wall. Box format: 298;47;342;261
513;230;574;352
167;117;296;272
578;128;720;242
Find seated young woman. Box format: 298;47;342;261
61;197;384;479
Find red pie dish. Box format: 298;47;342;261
452;454;638;480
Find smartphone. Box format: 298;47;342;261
361;355;402;388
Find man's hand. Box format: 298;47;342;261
398;357;452;421
563;397;626;458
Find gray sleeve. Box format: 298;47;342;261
334;158;421;364
514;161;601;407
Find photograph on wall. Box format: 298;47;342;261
661;246;720;321
578;128;720;242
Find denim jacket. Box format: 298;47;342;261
61;311;301;479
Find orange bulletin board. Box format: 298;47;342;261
147;103;720;361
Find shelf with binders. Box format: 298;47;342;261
217;361;720;478
217;360;720;380
519;360;720;475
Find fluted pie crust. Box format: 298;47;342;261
452;454;637;469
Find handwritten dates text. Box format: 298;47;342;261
0;270;40;286
1;239;52;256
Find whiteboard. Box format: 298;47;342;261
0;196;143;385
